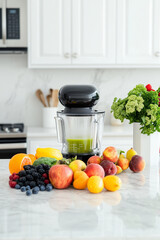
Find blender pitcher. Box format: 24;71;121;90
55;85;105;163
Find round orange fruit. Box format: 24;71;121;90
9;153;32;174
87;176;104;194
73;171;89;190
103;175;122;192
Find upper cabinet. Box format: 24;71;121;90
28;0;116;68
71;0;116;65
28;0;160;68
117;0;160;65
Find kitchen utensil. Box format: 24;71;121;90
46;94;51;107
52;89;59;107
36;89;47;107
55;85;105;163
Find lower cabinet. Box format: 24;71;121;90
27;137;62;155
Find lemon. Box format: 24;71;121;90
103;175;122;192
87;176;104;194
35;148;63;160
126;148;137;162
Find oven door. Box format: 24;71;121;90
0;0;27;48
0;138;27;159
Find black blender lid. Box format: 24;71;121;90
59;85;101;115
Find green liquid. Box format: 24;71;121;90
67;139;93;154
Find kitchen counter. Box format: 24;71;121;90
27;125;133;138
1;160;160;240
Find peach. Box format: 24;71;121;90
129;155;145;173
69;160;86;173
49;165;73;189
87;156;101;165
116;165;123;174
100;160;117;176
84;163;105;178
117;157;129;170
103;146;118;163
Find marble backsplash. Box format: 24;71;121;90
1;54;160;126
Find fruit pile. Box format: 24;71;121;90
9;164;53;196
8;146;145;196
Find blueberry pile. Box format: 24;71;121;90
9;164;53;196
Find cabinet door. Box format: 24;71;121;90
28;0;71;67
72;0;116;65
117;0;160;64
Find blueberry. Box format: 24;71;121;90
19;170;26;177
21;186;26;192
46;185;53;192
18;182;24;187
26;170;32;175
32;188;39;194
26;174;34;181
19;177;26;182
26;185;30;190
37;180;45;186
34;186;40;192
38;169;45;174
15;184;21;189
29;181;36;188
26;190;32;196
32;172;39;179
25;181;30;186
43;165;50;170
24;165;31;170
40;185;45;191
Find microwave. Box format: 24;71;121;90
0;0;27;53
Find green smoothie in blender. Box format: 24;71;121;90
67;138;93;154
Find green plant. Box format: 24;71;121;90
111;84;160;135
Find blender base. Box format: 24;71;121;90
63;153;100;164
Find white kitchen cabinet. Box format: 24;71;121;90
28;0;116;68
72;0;116;65
117;0;160;65
28;0;71;67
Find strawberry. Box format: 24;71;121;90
158;92;160;96
145;84;152;91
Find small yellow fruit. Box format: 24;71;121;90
87;176;104;194
116;165;123;174
103;175;122;192
69;160;86;173
126;148;137;162
73;171;89;190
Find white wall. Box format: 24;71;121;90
0;55;160;126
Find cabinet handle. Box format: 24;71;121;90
64;53;70;58
72;53;78;58
155;51;160;57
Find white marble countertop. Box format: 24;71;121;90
27;125;133;138
1;160;160;240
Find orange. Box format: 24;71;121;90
103;175;122;192
9;153;32;174
73;171;89;190
28;154;36;164
87;176;104;194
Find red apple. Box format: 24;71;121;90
84;163;105;178
103;146;118;163
87;156;101;165
49;165;73;189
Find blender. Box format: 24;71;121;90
55;85;105;163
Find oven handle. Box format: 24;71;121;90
0;143;27;149
2;0;6;45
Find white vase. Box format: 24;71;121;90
133;123;159;168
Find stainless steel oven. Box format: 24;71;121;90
0;123;27;159
0;0;27;53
